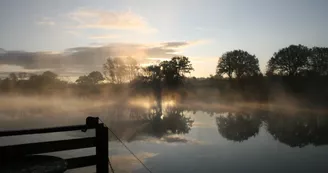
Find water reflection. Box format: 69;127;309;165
1;99;328;148
216;112;262;142
149;107;193;137
266;112;328;147
106;106;194;140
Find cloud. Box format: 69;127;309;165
162;42;189;48
0;40;206;76
162;40;209;48
37;17;55;26
69;9;157;33
0;51;63;69
88;34;120;40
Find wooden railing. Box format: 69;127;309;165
0;117;109;173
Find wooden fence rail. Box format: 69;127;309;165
0;117;109;173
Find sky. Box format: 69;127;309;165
0;0;328;78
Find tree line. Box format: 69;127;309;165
75;44;328;92
216;44;328;78
0;44;327;103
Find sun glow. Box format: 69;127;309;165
128;99;176;109
162;100;175;107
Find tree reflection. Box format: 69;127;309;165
100;104;194;142
216;112;261;142
131;106;194;138
266;112;328;147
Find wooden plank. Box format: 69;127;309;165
0;125;90;137
66;155;97;169
0;137;96;160
96;124;109;173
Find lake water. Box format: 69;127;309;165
1;103;328;173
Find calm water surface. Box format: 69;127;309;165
1;106;328;173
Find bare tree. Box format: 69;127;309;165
103;57;126;84
103;57;139;84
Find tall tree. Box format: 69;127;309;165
160;56;194;88
216;53;234;79
216;50;261;79
103;57;125;84
125;57;139;82
136;56;193;88
103;57;138;84
75;75;90;85
87;71;104;84
267;45;310;76
308;47;328;76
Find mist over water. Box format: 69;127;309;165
1;94;328;172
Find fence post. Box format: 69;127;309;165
96;123;109;173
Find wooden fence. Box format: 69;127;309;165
0;117;109;173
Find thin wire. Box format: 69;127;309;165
108;155;115;173
108;139;114;173
107;107;114;173
99;118;153;173
98;117;115;173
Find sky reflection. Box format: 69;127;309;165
1;97;328;172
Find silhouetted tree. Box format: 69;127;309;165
103;57;138;84
42;71;57;79
160;56;194;88
8;73;18;82
17;72;29;80
267;45;310;76
103;57;125;84
75;71;104;95
87;71;104;84
125;57;139;82
22;71;67;94
308;47;328;76
216;112;261;142
76;75;90;85
216;50;261;79
138;56;193;89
